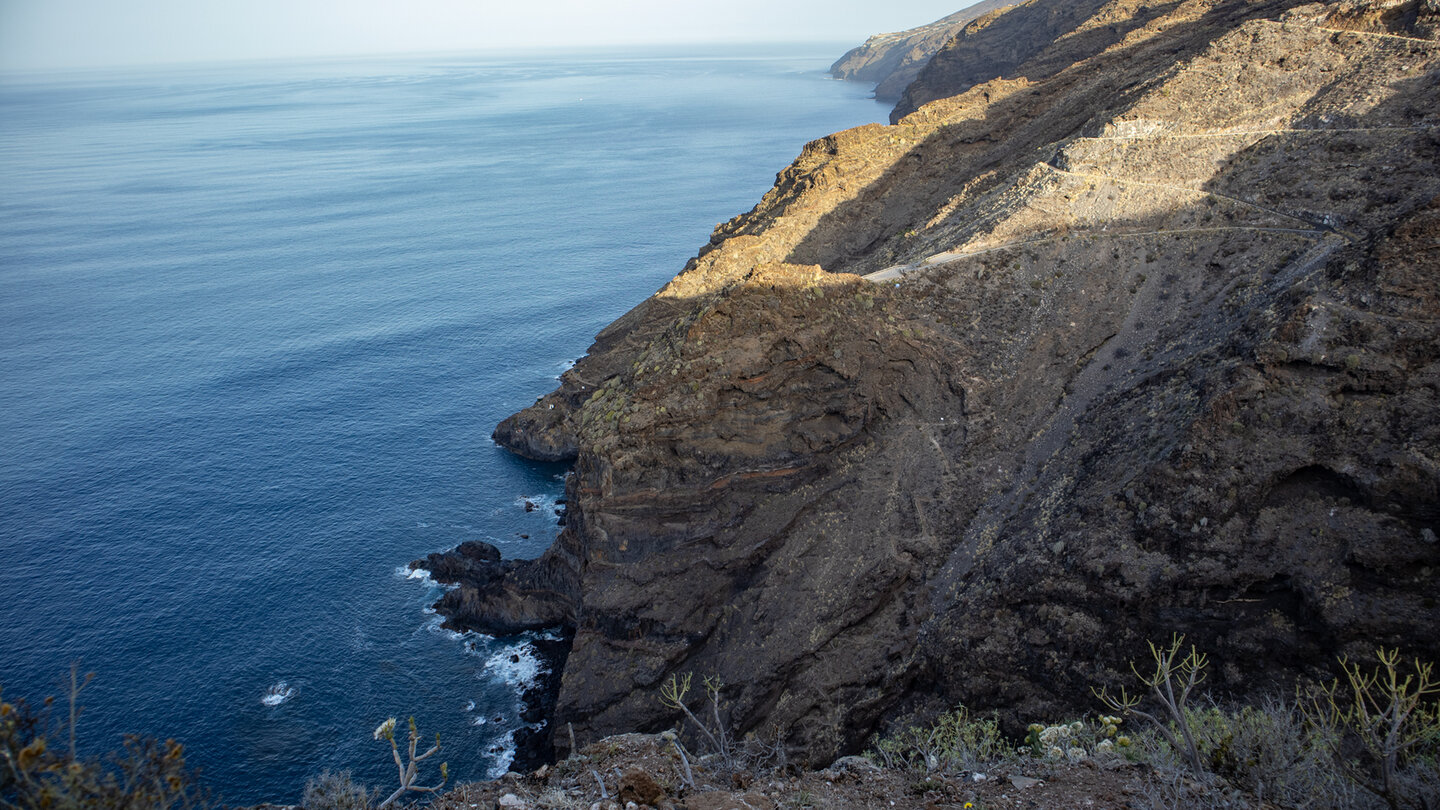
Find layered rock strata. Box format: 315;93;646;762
429;0;1440;766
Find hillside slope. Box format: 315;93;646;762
434;0;1440;765
830;0;1017;101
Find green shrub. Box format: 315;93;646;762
870;705;1008;772
1182;697;1356;806
1024;715;1130;763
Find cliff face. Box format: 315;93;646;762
437;0;1440;765
829;0;1018;101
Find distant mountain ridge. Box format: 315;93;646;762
829;0;1018;101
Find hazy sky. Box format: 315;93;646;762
0;0;973;72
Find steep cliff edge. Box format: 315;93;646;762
437;0;1440;766
829;0;1018;101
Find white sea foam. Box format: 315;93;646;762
261;681;295;707
514;493;560;515
464;699;475;712
418;614;468;642
483;642;542;688
484;730;518;778
398;564;455;592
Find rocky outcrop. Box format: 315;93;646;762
829;0;1018;101
414;541;576;636
435;0;1440;767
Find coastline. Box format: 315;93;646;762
510;631;574;772
462;0;1440;773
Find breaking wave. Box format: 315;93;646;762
261;681;295;707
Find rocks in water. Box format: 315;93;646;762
459;540;502;563
413;539;576;637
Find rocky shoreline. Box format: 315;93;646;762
411;536;575;773
424;0;1440;775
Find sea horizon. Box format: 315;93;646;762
0;43;888;803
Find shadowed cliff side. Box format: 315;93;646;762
437;0;1440;766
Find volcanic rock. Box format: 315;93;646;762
443;0;1440;767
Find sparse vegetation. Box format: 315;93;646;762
372;717;447;808
0;666;212;810
870;705;1008;772
658;673;786;779
851;639;1440;809
302;770;372;810
1304;649;1440;809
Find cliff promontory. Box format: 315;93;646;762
436;0;1440;767
829;0;1018;101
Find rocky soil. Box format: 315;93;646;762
425;0;1440;774
829;0;1018;101
425;733;1198;810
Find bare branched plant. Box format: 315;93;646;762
66;662;94;762
372;717;447;808
1304;648;1440;810
659;673;735;771
1094;634;1208;773
659;729;695;790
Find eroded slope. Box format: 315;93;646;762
438;0;1440;763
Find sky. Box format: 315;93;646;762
0;0;974;72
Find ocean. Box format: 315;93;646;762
0;45;887;803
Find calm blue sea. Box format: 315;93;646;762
0;45;885;803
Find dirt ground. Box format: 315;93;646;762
422;733;1238;810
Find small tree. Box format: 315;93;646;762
1094;634;1208;773
1305;649;1440;810
660;673;737;772
372;717;446;808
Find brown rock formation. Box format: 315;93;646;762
429;0;1440;766
829;0;1018;101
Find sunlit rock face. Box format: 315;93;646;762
829;0;1019;101
432;0;1440;764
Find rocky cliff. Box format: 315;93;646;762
830;0;1018;101
431;0;1440;766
